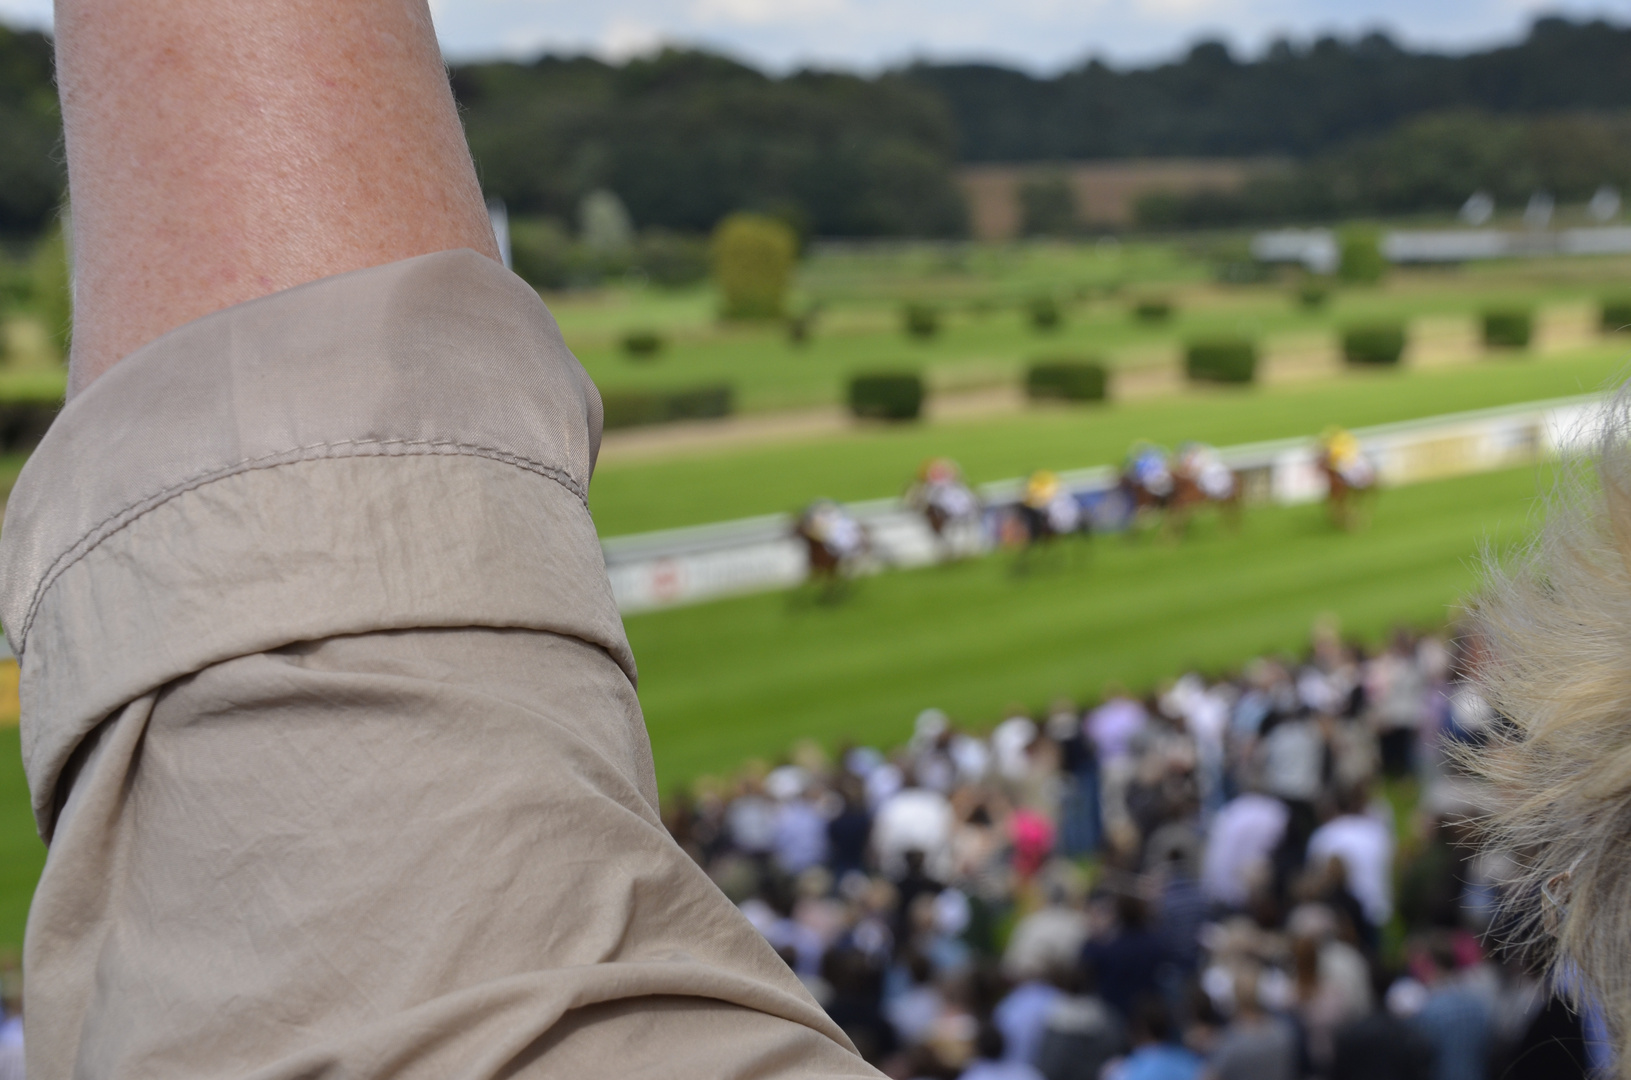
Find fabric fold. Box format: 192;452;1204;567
0;249;628;836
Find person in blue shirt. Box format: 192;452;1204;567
1113;998;1202;1080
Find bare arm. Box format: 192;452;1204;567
54;0;500;392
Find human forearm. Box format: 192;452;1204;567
54;0;499;391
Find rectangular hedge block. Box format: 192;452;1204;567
601;384;734;430
1026;358;1108;402
849;372;925;420
1185;338;1258;384
1341;323;1407;365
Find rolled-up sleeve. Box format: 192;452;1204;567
0;250;876;1079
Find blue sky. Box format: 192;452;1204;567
3;0;1628;72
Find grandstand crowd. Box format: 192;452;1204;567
661;622;1606;1080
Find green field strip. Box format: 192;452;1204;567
627;465;1543;792
589;345;1626;536
0;728;40;955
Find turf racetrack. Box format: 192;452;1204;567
588;344;1627;537
0;728;40;955
0;463;1556;952
630;464;1545;792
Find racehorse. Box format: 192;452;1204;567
1118;441;1178;536
793;499;870;600
1168;442;1242;534
1317;428;1378;531
1009;470;1084;571
906;457;983;561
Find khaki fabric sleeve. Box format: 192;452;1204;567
0;250;878;1079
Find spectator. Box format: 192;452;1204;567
1034;963;1125;1080
1306;785;1395;934
1206;969;1296;1080
1408;939;1493;1080
1330;968;1435;1080
993;967;1064;1067
960;1023;1046;1080
1112;998;1202;1080
1083;895;1168;1022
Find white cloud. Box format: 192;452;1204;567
0;0;49;29
5;0;1630;73
692;0;848;26
600;15;667;59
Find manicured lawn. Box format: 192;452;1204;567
0;727;42;955
555;242;1631;413
589;344;1626;536
628;465;1544;793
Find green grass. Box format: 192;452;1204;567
0;729;42;955
630;465;1543;793
0;369;66;403
553;243;1631;413
589;343;1627;536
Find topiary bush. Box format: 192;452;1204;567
849;372;925;421
1341;322;1407;366
902;302;940;340
1338;226;1386;284
1026;358;1108;403
621;329;665;359
1028;295;1062;332
1297;281;1330;309
1133;297;1173;323
1482;307;1533;350
711;213;797;320
1185;337;1258;385
600;384;733;430
1602;296;1631;333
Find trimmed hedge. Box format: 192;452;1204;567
902;302;940;340
621;329;664;359
1482;307;1533;350
1185;337;1258;385
1026;358;1108;402
1341;322;1407;366
849;372;925;421
601;384;733;430
1028;295;1062;331
1602;296;1631;333
1134;298;1173;323
1297;282;1330;309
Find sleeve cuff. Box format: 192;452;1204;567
0;249;631;835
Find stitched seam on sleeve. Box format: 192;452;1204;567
16;439;587;650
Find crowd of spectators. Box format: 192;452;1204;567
662;622;1610;1080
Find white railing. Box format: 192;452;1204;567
602;394;1602;614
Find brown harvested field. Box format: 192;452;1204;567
959;159;1269;239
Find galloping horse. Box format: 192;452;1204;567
1118;441;1177;534
794;499;870;599
1169;441;1242;533
906;457;983;561
1317;427;1378;531
1007;469;1084;571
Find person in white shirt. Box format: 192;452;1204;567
1306;788;1395;929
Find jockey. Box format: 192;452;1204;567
914;457;978;521
1319;427;1377;488
1023;469;1061;510
803;499;866;560
1175;441;1237;501
1022;469;1081;535
1125;441;1175;499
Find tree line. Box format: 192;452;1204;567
5;16;1631;240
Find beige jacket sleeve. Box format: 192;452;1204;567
0;250;877;1080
